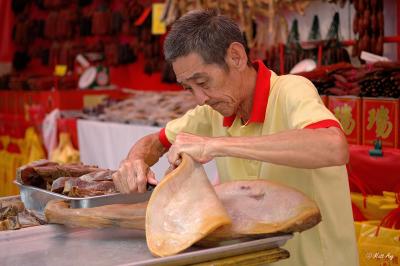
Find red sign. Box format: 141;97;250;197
328;96;361;144
362;98;399;148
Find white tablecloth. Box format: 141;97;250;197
77;119;218;183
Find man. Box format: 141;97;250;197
112;10;358;266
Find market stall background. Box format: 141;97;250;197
0;1;399;181
0;1;400;264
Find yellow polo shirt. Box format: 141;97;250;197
159;61;358;266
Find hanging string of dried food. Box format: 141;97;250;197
308;15;321;41
298;61;400;98
162;0;354;75
162;0;314;53
5;0;167;90
284;19;303;73
352;0;384;57
323;12;350;66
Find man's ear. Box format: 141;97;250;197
226;42;248;71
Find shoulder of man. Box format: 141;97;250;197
272;74;318;97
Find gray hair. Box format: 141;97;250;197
163;9;248;69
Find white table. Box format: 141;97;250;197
77;119;218;183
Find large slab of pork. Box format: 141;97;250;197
198;180;321;246
145;154;232;257
45;155;321;257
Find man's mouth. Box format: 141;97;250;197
208;101;222;108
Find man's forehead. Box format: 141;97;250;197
176;70;208;83
173;54;209;83
179;72;209;83
190;72;208;79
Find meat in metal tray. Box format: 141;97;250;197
0;225;292;266
14;180;151;214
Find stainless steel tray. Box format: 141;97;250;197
15;181;151;214
0;225;292;266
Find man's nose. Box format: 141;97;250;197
195;89;210;106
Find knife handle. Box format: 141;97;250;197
146;183;156;191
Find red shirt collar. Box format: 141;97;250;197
223;60;271;127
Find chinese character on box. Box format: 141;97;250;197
328;96;361;144
362;98;399;148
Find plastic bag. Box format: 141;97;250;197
23;127;46;164
50;132;80;164
358;222;400;266
352;192;399;220
42;109;60;158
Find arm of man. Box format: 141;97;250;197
114;105;213;193
112;132;167;193
168;127;348;169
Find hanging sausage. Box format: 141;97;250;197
353;0;384;57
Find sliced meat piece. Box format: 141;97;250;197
51;170;115;195
0;199;25;213
0;216;21;230
68;187;107;197
63;179;116;197
16;160;59;188
68;184;116;197
145;154;231;257
79;169;115;182
16;160;100;188
34;163;99;181
51;176;75;193
0;206;21;231
0;205;19;220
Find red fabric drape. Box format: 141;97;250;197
348;144;400;195
0;0;14;63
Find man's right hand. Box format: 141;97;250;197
112;159;158;194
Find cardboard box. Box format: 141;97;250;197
328;96;361;144
362;98;399;148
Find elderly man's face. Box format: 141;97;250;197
172;53;243;117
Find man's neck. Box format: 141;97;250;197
237;66;258;123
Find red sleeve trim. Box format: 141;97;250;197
304;119;341;129
159;128;172;149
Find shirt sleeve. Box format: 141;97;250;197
159;105;213;148
278;75;341;130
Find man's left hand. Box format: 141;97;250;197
167;132;215;166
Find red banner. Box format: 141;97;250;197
0;0;14;62
362;98;399;148
328;96;361;144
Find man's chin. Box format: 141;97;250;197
212;107;234;117
206;103;234;116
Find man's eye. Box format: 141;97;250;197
183;86;192;91
197;82;207;88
